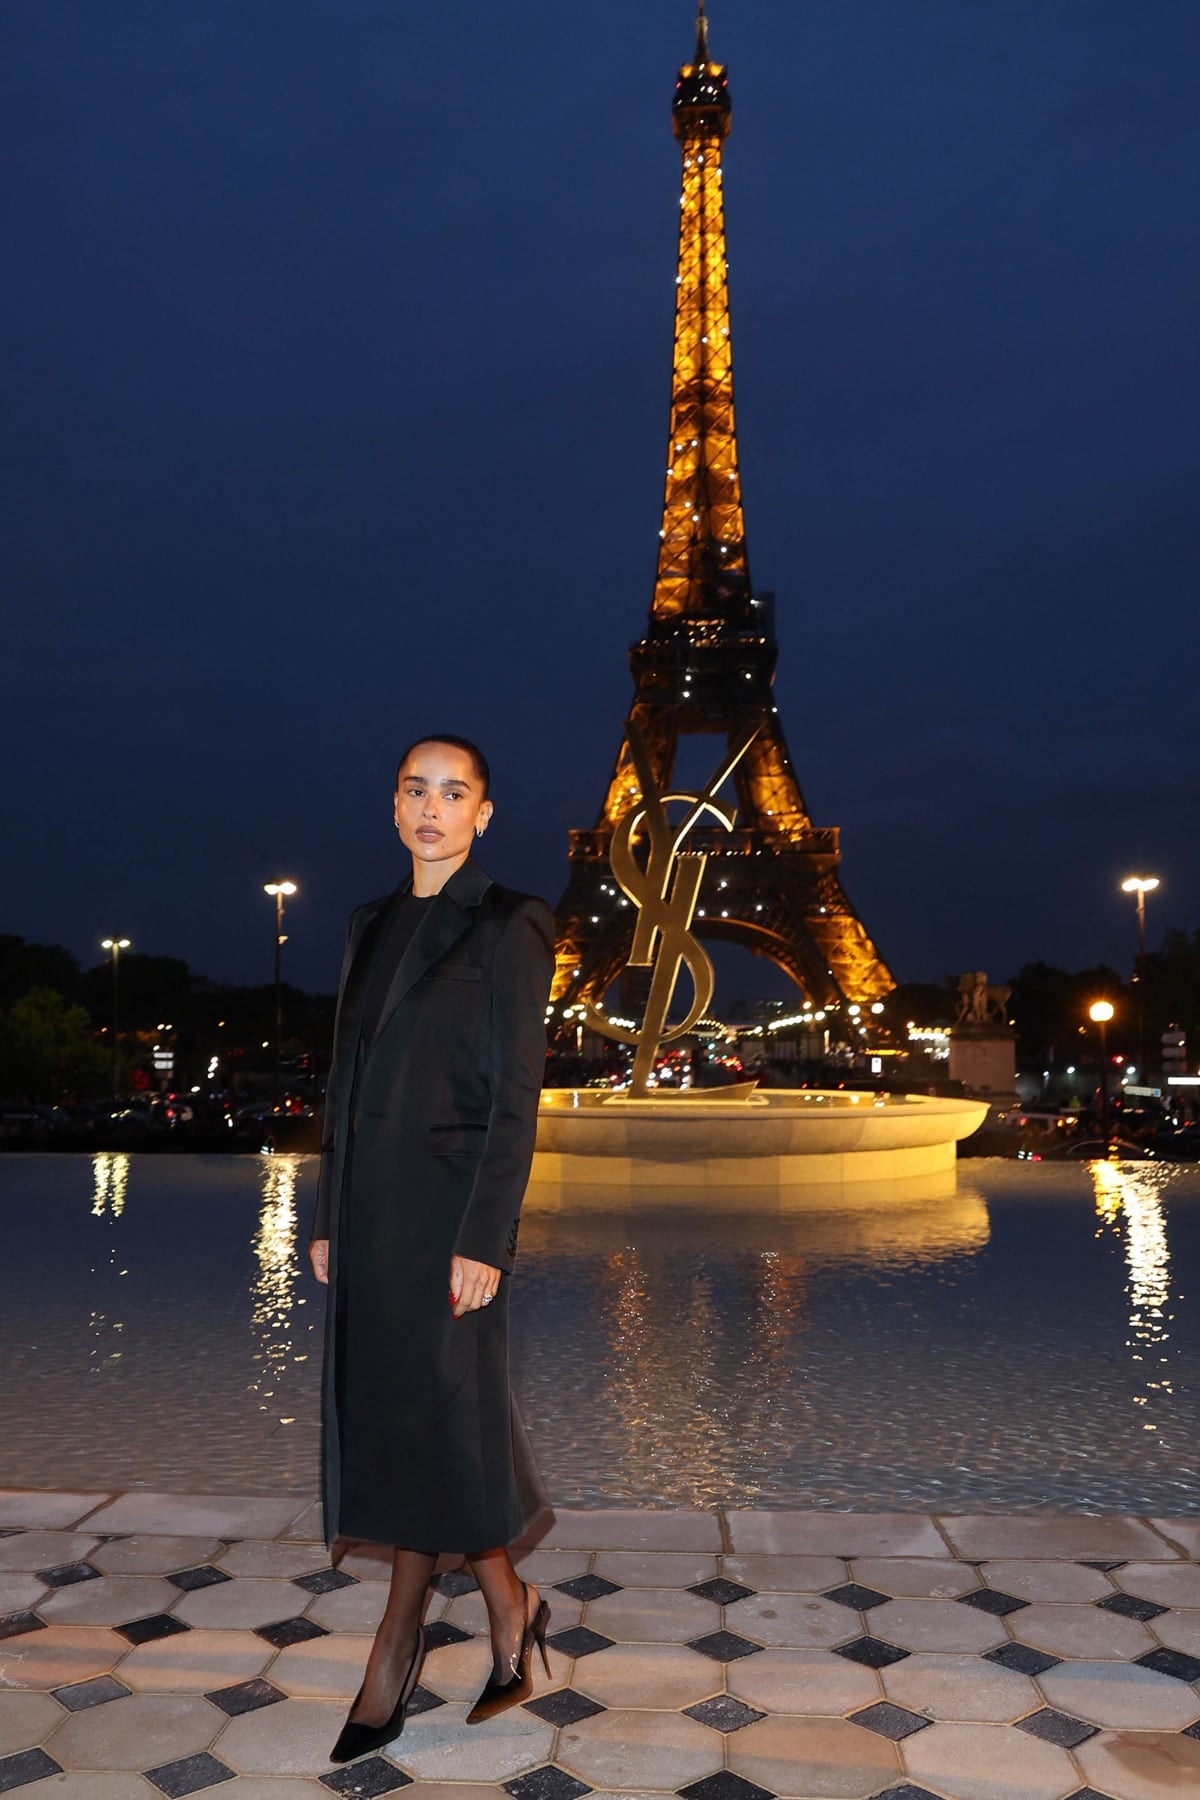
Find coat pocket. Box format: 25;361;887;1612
429;1122;488;1155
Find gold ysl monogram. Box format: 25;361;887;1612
585;719;760;1095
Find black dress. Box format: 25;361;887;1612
325;870;549;1552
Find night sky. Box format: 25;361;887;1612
5;1;1198;1000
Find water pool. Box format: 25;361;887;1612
2;1154;1196;1512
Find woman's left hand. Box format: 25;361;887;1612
449;1254;502;1318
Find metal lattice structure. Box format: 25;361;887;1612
552;5;893;1033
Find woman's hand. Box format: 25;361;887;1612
309;1239;329;1285
449;1254;501;1318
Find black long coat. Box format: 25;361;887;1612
310;855;555;1551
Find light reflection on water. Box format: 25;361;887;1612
1090;1159;1174;1420
1;1155;1197;1507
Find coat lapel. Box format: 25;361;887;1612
367;854;494;1049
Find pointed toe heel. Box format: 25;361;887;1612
465;1584;552;1724
330;1624;426;1764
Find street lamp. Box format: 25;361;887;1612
1121;876;1159;1078
263;882;298;1107
100;937;131;1096
1089;999;1115;1155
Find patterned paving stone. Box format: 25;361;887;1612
724;1554;847;1594
1134;1645;1200;1682
687;1630;763;1663
867;1598;1006;1654
0;1622;128;1688
939;1516;1175;1563
175;1578;308;1631
0;1746;62;1791
523;1687;606;1727
593;1551;719;1589
726;1592;858;1650
1076;1728;1200;1799
571;1641;720;1712
586;1586;715;1644
956;1587;1027;1617
48;1693;221;1772
727;1713;900;1796
165;1568;232;1595
683;1695;766;1734
213;1540;328;1580
547;1625;614;1659
215;1696;355;1776
42;1576;180;1626
557;1705;720;1789
689;1578;755;1606
554;1573;621;1603
502;1769;591;1800
0;1532;102;1573
850;1559;977;1600
832;1636;909;1669
535;1508;721;1553
432;1566;478;1597
52;1674;130;1712
824;1583;890;1612
92;1538;226;1577
320;1758;413;1796
0;1692;62;1757
390;1698;555;1783
678;1777;774;1800
269;1632;371;1699
120;1628;274;1694
117;1614;192;1646
726;1511;944;1559
728;1647;881;1718
254;1616;329;1649
1152;1609;1200;1658
1116;1561;1200;1606
0;1613;43;1642
204;1678;286;1717
901;1719;1078;1800
307;1580;389;1633
882;1651;1038;1724
2;1778;156;1800
0;1577;46;1616
422;1619;472;1651
0;1493;108;1531
984;1641;1061;1677
1015;1707;1098;1748
37;1561;102;1588
293;1568;357;1596
977;1560;1114;1604
848;1701;931;1740
1095;1591;1166;1622
143;1750;236;1795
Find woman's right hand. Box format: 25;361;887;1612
309;1239;329;1285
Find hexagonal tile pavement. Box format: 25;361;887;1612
1010;1601;1157;1661
571;1641;721;1711
0;1689;63;1757
48;1692;222;1771
726;1646;881;1717
881;1650;1038;1723
868;1598;1007;1655
269;1632;370;1699
558;1705;721;1790
173;1577;306;1631
90;1537;225;1577
1076;1727;1200;1799
119;1627;274;1694
0;1622;127;1689
1116;1560;1200;1607
38;1575;179;1627
727;1713;900;1798
214;1695;351;1776
724;1591;858;1650
976;1558;1115;1604
392;1697;555;1782
584;1586;715;1644
901;1719;1081;1800
1152;1608;1200;1657
850;1558;978;1600
1038;1658;1200;1731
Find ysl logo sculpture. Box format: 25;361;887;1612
585;718;760;1096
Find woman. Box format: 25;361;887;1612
309;733;556;1764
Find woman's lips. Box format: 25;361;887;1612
417;829;442;841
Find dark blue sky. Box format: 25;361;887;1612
4;0;1198;998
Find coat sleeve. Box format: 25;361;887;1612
310;910;363;1243
452;895;555;1272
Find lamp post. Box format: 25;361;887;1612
1121;876;1159;1081
100;938;131;1096
1089;1000;1115;1155
263;882;297;1107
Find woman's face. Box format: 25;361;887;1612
393;742;492;871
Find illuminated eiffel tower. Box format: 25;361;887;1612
551;4;893;1033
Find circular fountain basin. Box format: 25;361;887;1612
530;1087;989;1206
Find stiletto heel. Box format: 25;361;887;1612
465;1582;552;1723
330;1623;426;1764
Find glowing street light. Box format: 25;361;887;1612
264;882;298;1107
1121;875;1159;1078
100;938;131;1096
1089;1000;1115;1154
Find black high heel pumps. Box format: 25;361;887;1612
330;1623;426;1764
465;1581;552;1723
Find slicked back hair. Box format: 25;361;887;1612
394;734;491;800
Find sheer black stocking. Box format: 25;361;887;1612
352;1547;436;1727
467;1547;539;1680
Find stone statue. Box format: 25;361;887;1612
956;971;1011;1027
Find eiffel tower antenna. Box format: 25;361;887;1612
551;9;893;1032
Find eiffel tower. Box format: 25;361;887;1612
550;4;893;1034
